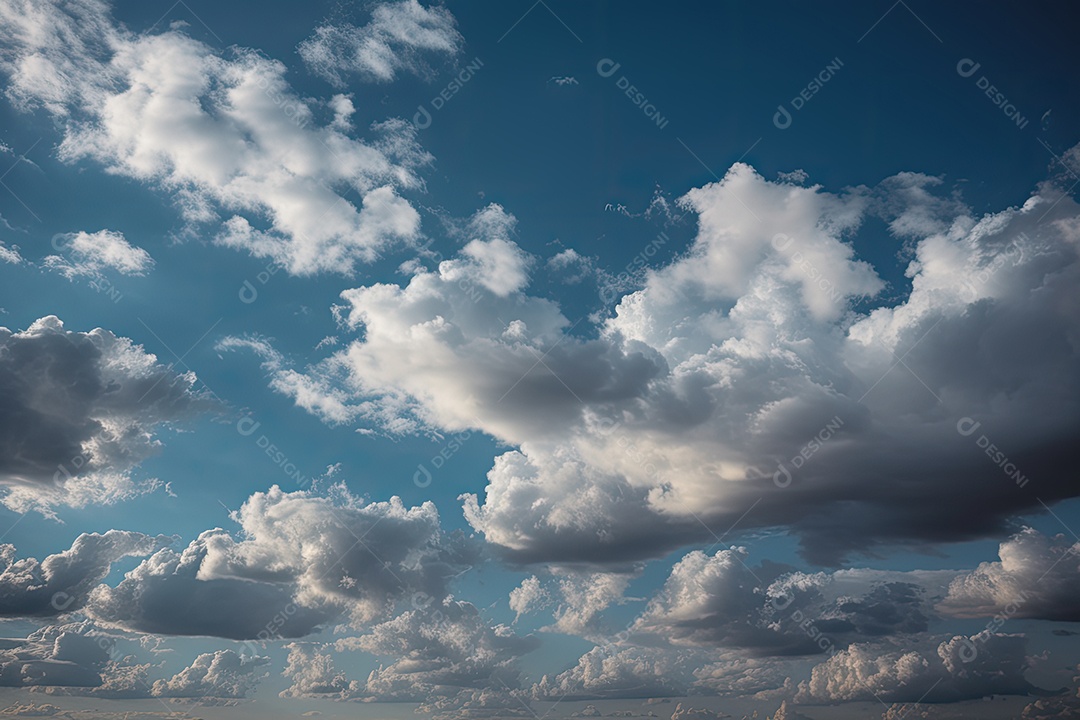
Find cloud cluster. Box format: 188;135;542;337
530;645;690;700
0;316;212;516
631;547;941;655
348;599;539;701
299;0;463;85
796;632;1037;702
150;650;269;698
279;643;361;700
240;162;1080;567
0;241;21;264
0;0;428;275
0;621;113;689
88;484;474;638
938;527;1080;621
0;530;172;617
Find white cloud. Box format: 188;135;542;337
88;484;474;638
150;650;269;698
796;632;1037;702
348;599;539;701
531;645;690;700
0;316;214;517
279;643;361;700
938;527;1080;621
551;572;631;637
0;0;428;276
44;229;153;279
0;241;21;264
204;93;1080;568
299;0;463;85
508;576;550;622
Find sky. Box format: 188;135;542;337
0;1;1078;719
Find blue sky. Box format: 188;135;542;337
0;1;1079;719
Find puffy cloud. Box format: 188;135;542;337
150;650;269;698
550;572;631;637
88;484;474;638
0;316;213;516
769;700;813;720
348;599;539;701
508;576;550;622
630;548;941;656
239;158;1080;566
43;230;153;280
416;687;533;720
0;241;21;264
279;643;361;700
938;527;1080;621
0;621;114;689
691;656;797;698
0;0;427;276
531;645;691;700
795;632;1038;703
0;530;172;617
299;0;463;85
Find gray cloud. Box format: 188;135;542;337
938;527;1080;621
0;316;213;516
0;530;172;617
88;485;475;639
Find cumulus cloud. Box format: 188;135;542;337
0;621;114;689
279;643;362;700
345;599;539;701
236;159;1080;566
0;0;427;275
796;632;1038;703
150;650;269;698
0;241;21;264
550;572;631;637
299;0;463;85
508;576;550;622
938;527;1080;621
0;531;172;617
88;484;474;638
0;316;213;516
43;230;153;280
630;547;943;656
531;645;690;700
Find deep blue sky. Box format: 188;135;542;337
1;1;1078;717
